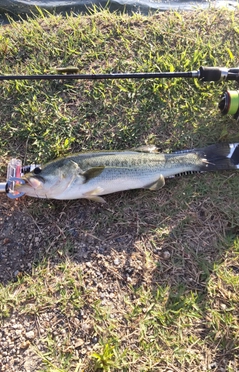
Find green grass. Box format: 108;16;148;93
1;6;239;372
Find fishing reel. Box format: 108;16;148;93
218;90;239;121
215;67;239;120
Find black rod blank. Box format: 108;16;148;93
0;71;196;81
0;67;238;82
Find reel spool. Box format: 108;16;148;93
218;91;239;120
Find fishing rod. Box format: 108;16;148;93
0;66;238;82
1;65;238;117
1;65;239;116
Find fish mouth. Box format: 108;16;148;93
14;175;45;193
24;175;45;188
11;175;47;199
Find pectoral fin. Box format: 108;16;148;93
83;167;105;182
144;174;165;190
86;195;106;203
81;168;106;202
83;186;106;203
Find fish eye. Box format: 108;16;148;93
33;167;42;174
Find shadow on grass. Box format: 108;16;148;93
1;172;239;370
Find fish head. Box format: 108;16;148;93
15;159;83;199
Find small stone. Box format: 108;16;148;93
92;336;98;344
25;330;35;340
163;251;171;259
80;348;87;354
81;323;90;332
75;339;84;348
12;323;22;329
113;258;120;266
72;317;80;327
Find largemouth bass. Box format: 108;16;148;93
16;143;239;202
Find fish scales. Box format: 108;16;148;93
67;152;201;172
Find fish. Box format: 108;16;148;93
15;143;239;202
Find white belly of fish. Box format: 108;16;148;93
54;167;163;200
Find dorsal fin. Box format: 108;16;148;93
131;145;159;153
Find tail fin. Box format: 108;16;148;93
199;143;239;171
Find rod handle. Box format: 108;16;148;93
199;67;225;81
